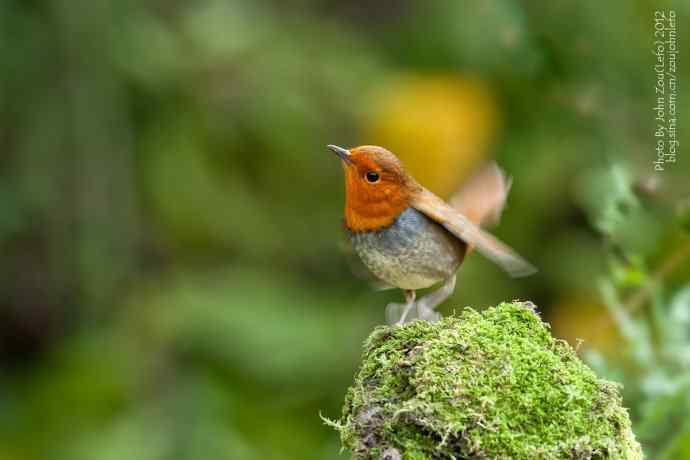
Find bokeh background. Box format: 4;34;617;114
1;0;689;458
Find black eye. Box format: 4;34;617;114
365;171;380;183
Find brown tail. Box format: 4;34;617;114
448;162;512;227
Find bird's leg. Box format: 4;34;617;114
415;275;456;322
385;290;416;326
397;290;417;325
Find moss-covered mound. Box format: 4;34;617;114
334;302;642;459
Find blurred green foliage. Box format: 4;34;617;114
580;165;690;459
0;0;688;459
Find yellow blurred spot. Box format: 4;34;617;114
365;75;499;197
549;294;621;353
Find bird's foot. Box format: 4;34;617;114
386;301;412;325
385;276;456;325
386;299;441;324
412;275;457;324
415;303;442;322
386;290;416;325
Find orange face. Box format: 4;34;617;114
328;145;413;232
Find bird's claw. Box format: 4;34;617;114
386;276;455;325
386;300;441;325
385;302;412;325
415;301;442;322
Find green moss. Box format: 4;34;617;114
333;302;642;459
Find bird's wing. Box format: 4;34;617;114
448;161;512;227
410;186;537;278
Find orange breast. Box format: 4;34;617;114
344;171;410;232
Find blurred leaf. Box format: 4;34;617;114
576;164;662;255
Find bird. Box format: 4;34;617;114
327;144;536;325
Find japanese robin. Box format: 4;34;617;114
327;144;536;325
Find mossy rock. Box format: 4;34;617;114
333;302;642;459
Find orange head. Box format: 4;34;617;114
327;145;416;232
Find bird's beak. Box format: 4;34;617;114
327;144;353;166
